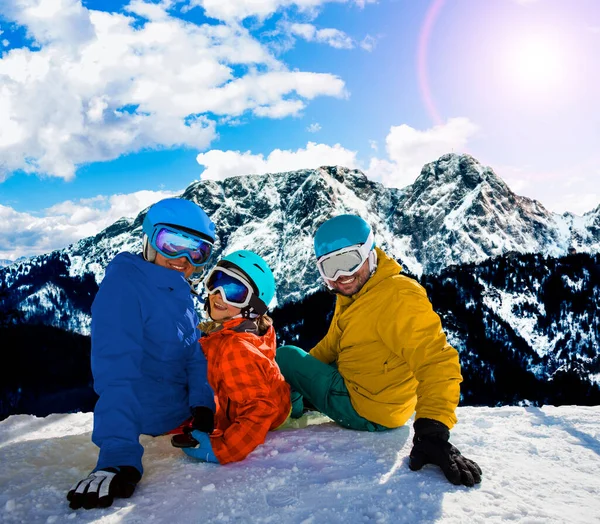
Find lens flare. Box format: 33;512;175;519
417;0;446;125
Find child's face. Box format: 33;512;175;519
154;252;195;279
208;291;242;321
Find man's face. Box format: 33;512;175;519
154;252;195;279
326;259;371;296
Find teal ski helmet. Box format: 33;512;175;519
314;214;374;258
313;214;377;289
217;250;276;316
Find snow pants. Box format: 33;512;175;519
276;345;391;432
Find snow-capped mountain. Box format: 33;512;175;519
0;258;25;268
398;154;583;272
2;153;600;418
1;154;599;335
561;203;600;254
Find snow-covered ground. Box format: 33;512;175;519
1;406;599;523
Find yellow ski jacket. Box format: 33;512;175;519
310;247;462;429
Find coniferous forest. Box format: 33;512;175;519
1;252;599;421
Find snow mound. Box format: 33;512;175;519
1;406;600;523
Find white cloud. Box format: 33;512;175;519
306;122;321;133
126;0;175;21
195;119;478;188
359;34;377;51
0;0;346;180
494;162;600;215
557;192;599;216
186;0;376;22
289;23;354;49
0;189;179;259
2;0;96;47
366;118;479;188
354;0;377;7
196;141;358;180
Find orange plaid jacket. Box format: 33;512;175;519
200;318;291;464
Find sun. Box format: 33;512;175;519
503;33;568;96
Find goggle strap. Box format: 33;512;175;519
248;294;268;316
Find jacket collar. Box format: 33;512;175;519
203;317;260;336
111;252;192;293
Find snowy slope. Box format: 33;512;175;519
418;252;600;402
1;406;599;523
562;204;600;254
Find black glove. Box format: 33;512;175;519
409;418;482;487
190;406;215;434
66;466;141;509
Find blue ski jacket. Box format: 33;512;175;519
90;252;215;475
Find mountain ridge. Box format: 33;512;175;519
1;153;599;334
2;153;599;418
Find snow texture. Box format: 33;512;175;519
1;406;599;523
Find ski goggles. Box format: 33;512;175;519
205;266;255;308
150;226;213;267
316;231;374;281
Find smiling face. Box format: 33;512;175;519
326;258;371;297
208;291;242;321
154;252;195;279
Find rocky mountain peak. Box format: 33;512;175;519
1;153;599;336
409;153;512;207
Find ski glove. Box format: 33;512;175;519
191;406;215;434
409;418;482;487
181;430;220;464
66;466;141;509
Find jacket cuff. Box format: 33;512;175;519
413;418;450;440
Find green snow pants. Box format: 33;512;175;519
276;345;391;432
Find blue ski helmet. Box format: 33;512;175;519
218;250;275;314
143;198;216;243
314;214;374;258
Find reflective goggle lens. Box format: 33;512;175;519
154;228;212;266
320;249;363;280
206;269;250;305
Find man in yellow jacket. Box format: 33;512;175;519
276;214;481;487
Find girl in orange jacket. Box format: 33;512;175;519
175;250;291;464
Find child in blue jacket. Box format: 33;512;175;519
67;198;217;510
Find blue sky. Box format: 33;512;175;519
0;0;599;259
